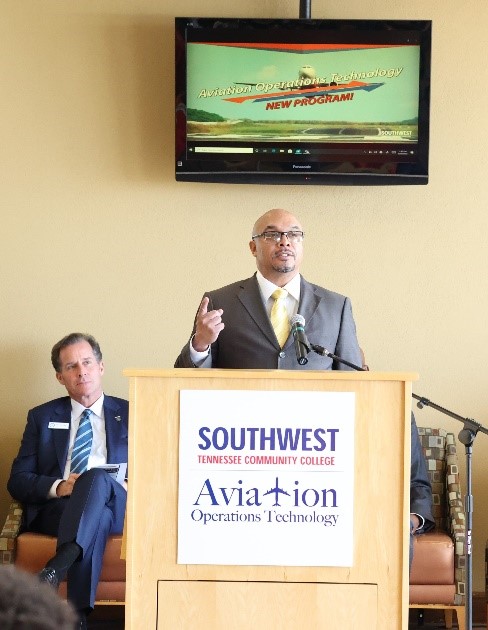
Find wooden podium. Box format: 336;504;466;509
123;369;415;629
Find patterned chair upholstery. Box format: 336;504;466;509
0;499;125;604
409;427;466;630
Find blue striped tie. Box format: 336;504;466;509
70;409;93;474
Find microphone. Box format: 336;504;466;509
290;314;310;365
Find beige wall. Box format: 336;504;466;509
2;0;487;589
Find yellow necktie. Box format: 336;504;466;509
270;288;290;348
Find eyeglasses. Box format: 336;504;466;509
252;230;305;243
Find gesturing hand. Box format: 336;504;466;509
193;296;225;352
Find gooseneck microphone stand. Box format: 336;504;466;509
307;343;485;630
310;345;367;371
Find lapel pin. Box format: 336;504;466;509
115;415;122;422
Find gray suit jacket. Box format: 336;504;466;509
175;274;362;370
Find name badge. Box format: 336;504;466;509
48;422;70;430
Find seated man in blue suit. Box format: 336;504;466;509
7;333;128;630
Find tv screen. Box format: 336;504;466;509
175;18;432;185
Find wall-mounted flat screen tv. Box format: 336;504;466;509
175;18;432;185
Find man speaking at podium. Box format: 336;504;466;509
175;207;433;564
175;207;362;371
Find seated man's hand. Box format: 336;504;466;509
410;513;421;533
56;473;80;497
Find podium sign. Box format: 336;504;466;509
178;390;355;566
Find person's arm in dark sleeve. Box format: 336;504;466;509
410;412;435;533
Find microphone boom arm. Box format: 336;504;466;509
310;344;367;371
412;393;488;437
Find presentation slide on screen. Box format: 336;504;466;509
186;42;420;144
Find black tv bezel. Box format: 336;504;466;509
175;17;432;186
